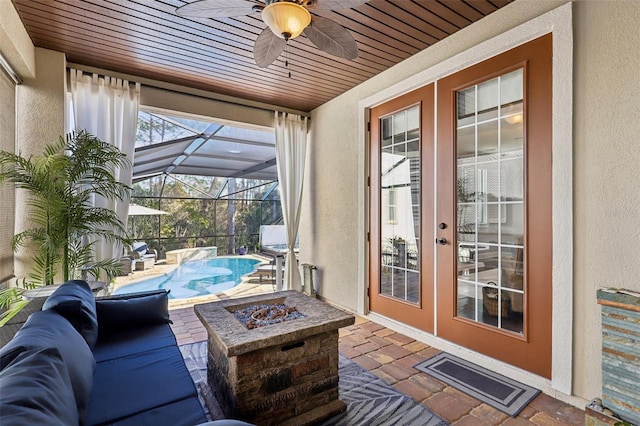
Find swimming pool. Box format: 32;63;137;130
113;257;261;299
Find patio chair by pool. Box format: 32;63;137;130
118;256;135;275
128;242;157;271
259;225;299;290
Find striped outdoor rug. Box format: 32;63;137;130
179;341;448;426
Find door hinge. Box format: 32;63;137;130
367;121;371;132
367;232;370;242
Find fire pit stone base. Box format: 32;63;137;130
195;290;355;426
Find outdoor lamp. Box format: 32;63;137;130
262;2;311;40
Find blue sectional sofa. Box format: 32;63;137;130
0;280;215;425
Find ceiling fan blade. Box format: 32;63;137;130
253;27;286;68
176;0;259;18
307;0;369;11
304;16;358;60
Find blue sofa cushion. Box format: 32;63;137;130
93;323;178;363
0;345;24;370
87;345;202;425
43;279;98;349
0;346;79;426
96;290;171;332
109;396;207;426
1;310;95;423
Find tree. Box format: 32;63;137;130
0;130;131;320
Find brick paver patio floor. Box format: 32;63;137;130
170;306;584;425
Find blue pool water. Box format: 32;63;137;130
114;257;261;299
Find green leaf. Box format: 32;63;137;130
0;129;132;285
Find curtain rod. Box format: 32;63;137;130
66;63;310;118
70;68;137;85
0;52;22;85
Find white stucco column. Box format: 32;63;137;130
14;48;67;279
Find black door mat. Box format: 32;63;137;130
414;352;540;417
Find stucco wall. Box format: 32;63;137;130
302;0;640;402
14;48;67;279
1;3;67;280
572;0;640;402
15;48;66;158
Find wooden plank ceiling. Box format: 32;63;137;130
12;0;512;112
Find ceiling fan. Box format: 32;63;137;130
176;0;369;68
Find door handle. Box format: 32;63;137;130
436;238;447;245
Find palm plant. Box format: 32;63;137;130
0;130;131;321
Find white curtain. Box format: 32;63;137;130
275;112;308;291
69;68;140;262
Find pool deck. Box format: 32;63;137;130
112;255;585;425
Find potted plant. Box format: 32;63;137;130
0;130;131;322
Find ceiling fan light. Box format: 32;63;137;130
262;2;311;40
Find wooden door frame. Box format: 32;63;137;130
369;84;435;333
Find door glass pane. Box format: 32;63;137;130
477;78;499;122
501;203;523;245
500;118;523;154
393;112;406;144
382;117;393;147
457;203;476;243
407;107;420;140
457;126;475;158
455;69;524;334
477;121;499;156
457;87;475;127
380;105;420;304
501;69;523;105
500;154;524;201
456;281;478;320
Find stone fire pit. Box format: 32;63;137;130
194;290;355;426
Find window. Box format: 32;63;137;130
455;68;525;333
0;68;16;282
